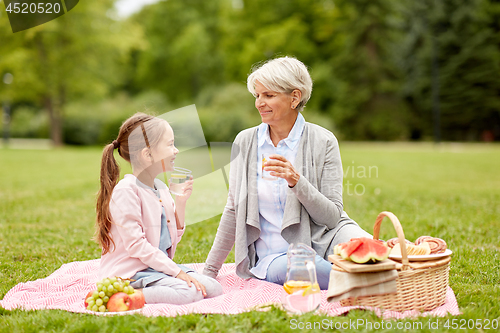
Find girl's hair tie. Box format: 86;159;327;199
112;140;120;149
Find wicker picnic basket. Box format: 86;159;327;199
334;211;451;312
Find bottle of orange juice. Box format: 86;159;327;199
282;244;321;313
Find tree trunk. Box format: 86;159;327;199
36;34;64;147
44;96;63;146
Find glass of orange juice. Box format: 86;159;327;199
261;153;278;181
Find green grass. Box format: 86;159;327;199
1;143;499;332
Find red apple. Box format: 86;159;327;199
107;292;131;312
128;290;145;310
84;291;93;307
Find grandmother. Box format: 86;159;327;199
202;57;371;289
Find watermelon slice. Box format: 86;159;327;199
350;238;390;263
334;240;354;256
340;238;363;259
334;238;390;264
334;238;360;258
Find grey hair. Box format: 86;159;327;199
247;57;313;111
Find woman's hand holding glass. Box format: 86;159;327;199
263;154;300;187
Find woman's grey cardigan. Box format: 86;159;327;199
203;122;359;279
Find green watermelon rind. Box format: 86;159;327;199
349;238;390;264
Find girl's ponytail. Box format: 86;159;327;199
95;142;120;254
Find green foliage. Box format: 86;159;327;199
323;0;411;140
0;0;145;144
131;0;225;104
8;106;50;138
126;0;419;141
62;91;171;145
2;0;500;143
127;0;500;141
399;0;500;140
5;91;172;145
197;83;260;142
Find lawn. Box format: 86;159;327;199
0;142;499;332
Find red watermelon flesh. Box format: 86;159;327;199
349;238;390;263
339;238;363;259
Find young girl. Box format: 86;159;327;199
95;113;223;305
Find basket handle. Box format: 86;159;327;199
373;211;410;270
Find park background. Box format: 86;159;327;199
1;0;500;145
1;1;500;332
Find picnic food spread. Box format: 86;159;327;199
84;276;145;312
327;211;452;312
387;236;448;255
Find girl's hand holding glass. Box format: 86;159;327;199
168;167;193;199
171;177;193;201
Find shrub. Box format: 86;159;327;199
7;106;50;139
63;91;171;145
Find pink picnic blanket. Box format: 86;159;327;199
0;259;459;319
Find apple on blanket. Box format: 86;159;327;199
84;276;145;312
107;291;145;312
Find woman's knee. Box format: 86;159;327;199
265;255;288;285
330;223;372;248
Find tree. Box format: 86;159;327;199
0;0;144;145
399;0;500;140
320;0;411;140
130;0;226;105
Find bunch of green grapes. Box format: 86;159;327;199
85;277;135;312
